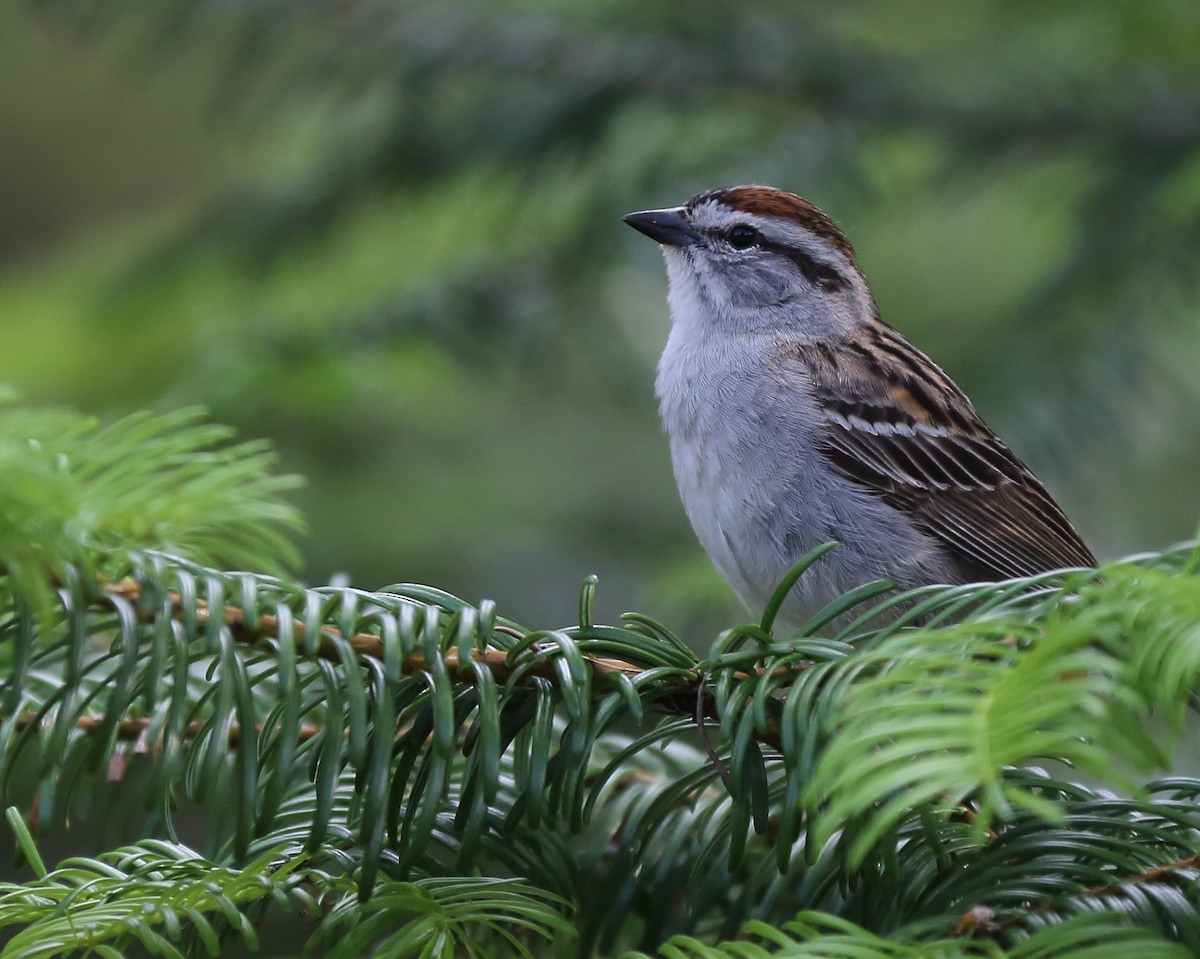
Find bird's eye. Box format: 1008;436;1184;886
727;225;760;250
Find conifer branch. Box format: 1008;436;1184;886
99;576;645;683
954;854;1200;939
10;711;322;747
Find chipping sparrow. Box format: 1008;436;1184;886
624;185;1095;629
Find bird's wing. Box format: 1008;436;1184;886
787;324;1096;579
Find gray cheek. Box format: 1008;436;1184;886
673;253;748;310
726;263;797;309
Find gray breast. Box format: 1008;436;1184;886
656;330;962;629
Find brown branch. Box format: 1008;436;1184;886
953;854;1200;938
1081;854;1198;895
11;710;322;747
100;577;644;683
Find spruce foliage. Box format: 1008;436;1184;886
0;405;1197;957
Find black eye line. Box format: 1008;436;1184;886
757;237;848;292
707;225;848;291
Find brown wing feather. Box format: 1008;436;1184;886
788;323;1096;579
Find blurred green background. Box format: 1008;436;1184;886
2;0;1198;637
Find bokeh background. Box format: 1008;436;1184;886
3;1;1199;639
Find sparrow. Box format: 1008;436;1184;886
624;185;1095;627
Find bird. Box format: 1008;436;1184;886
623;185;1096;629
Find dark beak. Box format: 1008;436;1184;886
622;207;699;248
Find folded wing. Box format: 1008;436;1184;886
790;323;1096;579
